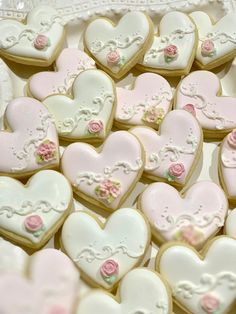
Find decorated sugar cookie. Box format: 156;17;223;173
76;268;172;314
115;73;173;129
137;11;197;76
139;182;228;249
84;11;154;79
62;208;150;290
157;236;236;314
219;129;236;204
0;170;72;249
43;69;116;142
130;110;202;188
225;208;236;238
175;70;236;139
0;249;79;314
0;6;66;66
190;11;236;70
0;97;59;177
61;131;144;211
28;48;96;101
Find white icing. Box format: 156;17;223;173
225;208;236;238
140;11;196;70
43;69;115;140
62;208;149;289
0;170;72;244
76;268;170;314
159;237;236;314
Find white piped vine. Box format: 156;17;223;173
200;31;236;46
146;131;198;171
179;83;234;130
74;157;143;186
174;271;236;299
58;92;114;135
131;301;168;314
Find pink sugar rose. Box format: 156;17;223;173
200;293;220;313
168;163;185;178
88;120;103;134
95;179;121;204
24;215;43;232
96;186;110;199
183;104;196;117
109;184;121;198
36;140;57;164
164;45;178;62
201;39;215;57
227;130;236;149
34;34;50;50
107;50;120;65
100;259;119;281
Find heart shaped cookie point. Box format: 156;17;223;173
43;69;116;142
139;181;228;249
84;11;154;79
0;6;65;66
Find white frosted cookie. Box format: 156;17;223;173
0;170;72;249
75;268;172;314
137;11;197;76
190;11;236;70
0;6;65;66
61;208;150;290
84;11;154;79
43;69;116;142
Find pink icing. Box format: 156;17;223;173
200;294;220;313
201;39;215;57
100;259;119;277
29;48;96;101
107;50;120;65
164;44;178;60
34;34;50;50
88;120;103;134
183;104;196;116
168;163;185;179
227;130;236;148
24;215;43;232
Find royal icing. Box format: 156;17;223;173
29;48;96;101
130;110;202;186
225;208;236;238
76;268;171;314
84;11;152;77
139;11;196;73
62;208;149;289
0;97;59;175
175;70;236;133
115;73;172;128
220;129;236;201
0;170;72;245
0;6;65;64
0;59;13;130
140;182;227;248
190;11;236;68
61;131;143;210
43;69;115;141
158;237;236;314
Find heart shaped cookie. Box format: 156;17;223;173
61;131;144;210
115;73;173;129
190;11;236;70
157;236;236;314
28;48;96;101
137;11;197;76
175;70;236;139
84;11;154;79
76;268;172;314
130;110;202;188
0;170;72;249
225;208;236;238
0;97;59;177
139;181;228;249
219;129;236;204
62;209;150;289
0;6;65;66
43;69;116;142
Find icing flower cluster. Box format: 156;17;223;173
200;293;221;313
164;44;178;62
88;120;104;134
24;215;45;238
174;225;204;246
35;140;57;164
201;39;216;57
100;259;119;284
34;34;51;50
142;106;165;125
107;50;125;68
166;163;185;182
95;179;121;204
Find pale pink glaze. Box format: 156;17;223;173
61;131;143;210
29;48;96;100
115;73;172;127
140;181;228;248
0;97;59;175
131;110;202;185
176;71;236;131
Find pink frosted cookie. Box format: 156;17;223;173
0;170;72;249
115;73;172;129
0;97;59;177
157;236;236;314
0;6;65;66
75;268;172;314
28;48;96;101
219;129;236;204
0;248;79;314
139;181;228;249
130;110;202;188
61;208;150;290
61;131;144;211
175;70;236;139
43;69;116;142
